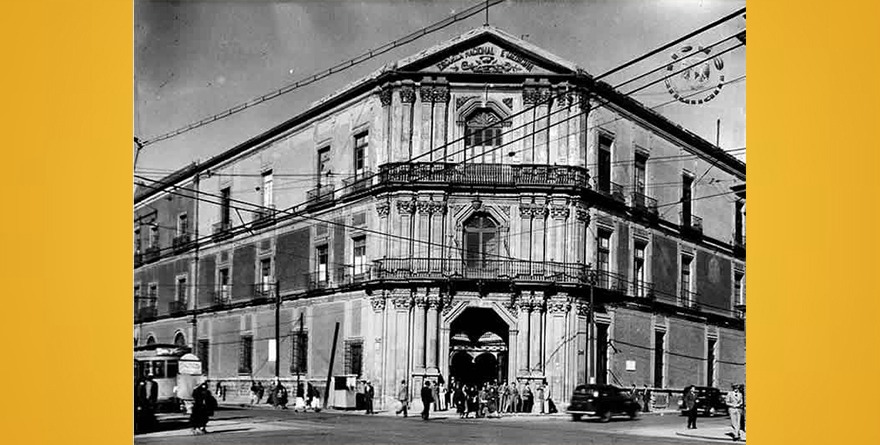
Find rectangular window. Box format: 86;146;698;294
634;153;647;196
353;236;366;276
707;338;717;387
219;268;230;300
148;283;158;301
239;335;253;374
176;276;187;302
290;331;308;374
597;134;613;193
345;340;364;376
354;133;368;177
317;146;331;183
259;258;272;294
177;213;188;236
654;331;665;388
134;227;142;253
197;339;210;376
220;187;231;226
681;254;693;305
317;245;329;282
633;242;646;297
682;174;694;223
734;200;745;244
149;224;159;248
151;360;166;379
134;285;141;306
596;230;611;288
262;171;274;207
734;272;745;306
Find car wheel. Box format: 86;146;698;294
599;410;612;423
571;414;582;421
628;409;639;419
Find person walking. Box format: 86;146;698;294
522;382;533;413
510;382;520;413
453;384;467;418
642;384;652;413
499;381;510;413
739;384;746;433
420;381;434;420
536;381;546;414
684;385;698;429
273;380;288;410
466;385;478;418
250;380;260;406
431;380;440;412
364;381;375;414
725;384;744;441
190;381;216;434
255;381;264;405
438;382;448;411
395;380;409;417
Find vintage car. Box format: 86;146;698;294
567;384;641;422
679;386;730;417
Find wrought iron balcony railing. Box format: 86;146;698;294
212;221;232;242
136;305;158;322
134;251;143;267
341;171;373;196
172;233;193;253
306;184;335;206
373;258;587;284
679;289;699;308
251;205;277;229
377;163;590;190
252;281;276;301
631;192;658;215
168;300;187;316
213;286;231;307
143;246;161;263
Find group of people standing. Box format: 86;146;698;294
252;379;322;411
450;380;556;418
681;383;745;441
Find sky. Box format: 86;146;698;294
134;0;746;177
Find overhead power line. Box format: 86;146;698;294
137;0;504;148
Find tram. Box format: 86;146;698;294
134;343;191;412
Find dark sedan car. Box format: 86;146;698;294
567;384;641;422
679;386;729;417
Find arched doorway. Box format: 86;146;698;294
448;307;509;388
173;332;186;347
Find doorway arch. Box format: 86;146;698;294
448;306;509;388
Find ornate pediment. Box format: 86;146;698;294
434;43;548;74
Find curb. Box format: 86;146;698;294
675;431;745;443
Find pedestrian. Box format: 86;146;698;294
739;384;746;433
466;385;478;418
364;381;375;414
684;385;698;429
536;381;546;414
438;382;448;411
454;384;467;418
250;380;260;406
545;382;557;414
642;384;652;413
190;380;216;434
431;380;441;412
146;374;159;412
510;382;520;413
500;381;510;413
725;384;744;441
395;379;409;417
420;381;434;420
522;382;533;413
273;379;288;410
295;382;306;411
135;375;156;433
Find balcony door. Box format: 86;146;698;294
464;109;502;164
463;213;498;273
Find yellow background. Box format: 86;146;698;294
0;1;878;443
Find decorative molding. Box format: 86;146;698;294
575;301;590;317
414;296;428;309
376;201;391;218
432;86;450;104
549;205;570;220
522;87;539;105
396;199;416;215
498;206;511;218
370;296;386;313
547;296;571;314
419;86;434;103
456;95;480;109
379;88;393;107
427;296;442;311
632;226;651;241
519;202;548;219
392;295;413;311
399;86;416;104
502;97;514;109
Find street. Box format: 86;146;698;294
135;408;741;445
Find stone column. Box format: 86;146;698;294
413;296;427;371
379;87;393;166
532;200;548;263
503;296;521;378
574;204;590;267
519;201;533;263
548;199;569;263
418;83;433;159
522;84;537;163
574;91;590;168
546;295;571;405
415;199;430;259
516;294;530;374
396;199;415;259
370;295;388;405
529;293;544;374
574;301;590;386
390;84;404;162
376;200;391;259
553;85;571;165
534;87;552;164
392;292;413;384
429;200;445;272
432;84;450;162
400;81;416;160
426;295;440;372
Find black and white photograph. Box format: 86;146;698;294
133;1;746;443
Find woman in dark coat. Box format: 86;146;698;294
190;382;216;434
453;384;467;418
684;385;698;430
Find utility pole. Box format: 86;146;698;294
296;312;304;393
588;270;595;384
323;322;340;410
191;167;200;358
275;279;281;379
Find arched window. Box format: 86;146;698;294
146;335;156;345
463;213;498;269
174;332;186;347
465;109;503;163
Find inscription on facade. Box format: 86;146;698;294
436;44;535;74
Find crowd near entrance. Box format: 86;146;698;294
448;307;509;388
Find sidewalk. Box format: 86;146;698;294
676;426;746;443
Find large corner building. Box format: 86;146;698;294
134;27;746;410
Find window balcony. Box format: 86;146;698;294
143;246;161;264
134;251;143;268
306;184;335;208
594;179;625;202
680;289;700;309
212;221;232;242
734;303;746;319
251;205;277;229
136;305;158;322
213;286;231;307
631;192;658;216
172;233;193;253
168;300;188;316
680;212;703;237
251;281;276;302
377;162;590;191
373;258;587;285
305;270;334;291
341;171;373;197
